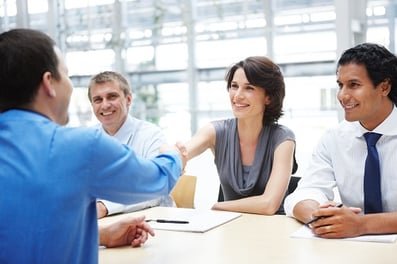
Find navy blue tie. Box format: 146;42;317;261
363;132;383;214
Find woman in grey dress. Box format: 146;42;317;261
178;56;297;215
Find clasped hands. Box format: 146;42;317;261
307;202;363;239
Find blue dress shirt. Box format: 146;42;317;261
0;109;181;264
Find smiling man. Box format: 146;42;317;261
284;43;397;239
88;71;174;218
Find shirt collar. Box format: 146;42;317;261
352;105;397;137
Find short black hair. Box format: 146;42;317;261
0;28;61;112
337;43;397;106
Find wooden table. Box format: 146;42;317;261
99;207;397;264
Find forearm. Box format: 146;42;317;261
212;196;282;215
360;212;397;235
184;123;215;160
98;225;108;247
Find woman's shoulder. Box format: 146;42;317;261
271;123;295;138
211;118;236;129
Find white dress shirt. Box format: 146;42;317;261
284;106;397;216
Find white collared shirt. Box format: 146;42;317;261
97;115;174;215
284;106;397;216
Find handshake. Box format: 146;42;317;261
159;141;189;173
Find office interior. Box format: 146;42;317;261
1;0;395;208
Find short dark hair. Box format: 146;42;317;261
87;71;131;102
337;43;397;106
225;56;285;124
0;28;61;112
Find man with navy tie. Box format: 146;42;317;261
284;43;397;239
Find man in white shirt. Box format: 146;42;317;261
284;43;397;238
88;71;174;218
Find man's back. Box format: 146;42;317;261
0;110;181;263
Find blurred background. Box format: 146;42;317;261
1;0;394;208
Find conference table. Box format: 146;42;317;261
99;207;397;264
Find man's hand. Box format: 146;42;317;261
99;215;155;248
159;143;188;173
309;203;362;238
174;141;188;157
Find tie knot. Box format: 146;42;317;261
364;132;382;146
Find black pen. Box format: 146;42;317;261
305;203;343;226
145;219;189;224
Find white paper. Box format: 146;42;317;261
291;225;397;243
147;208;241;233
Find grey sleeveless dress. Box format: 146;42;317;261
213;118;295;214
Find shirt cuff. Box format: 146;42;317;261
284;189;328;217
99;200;126;216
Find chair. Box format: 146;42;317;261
170;175;197;208
287;176;301;195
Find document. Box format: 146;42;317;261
146;207;241;233
291;225;397;243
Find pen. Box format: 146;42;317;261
305;203;343;226
145;219;189;224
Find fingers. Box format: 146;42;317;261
139;222;155;237
146;225;155;237
318;202;340;209
312;203;343;220
349;207;362;214
122;215;155;237
130;232;148;247
312;225;339;238
130;227;153;247
175;141;188;156
127;219;155;248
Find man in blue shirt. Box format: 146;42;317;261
0;28;185;263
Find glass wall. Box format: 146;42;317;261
1;0;396;207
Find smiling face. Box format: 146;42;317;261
337;63;392;130
228;68;270;121
90;80;131;135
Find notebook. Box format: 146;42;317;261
146;207;241;233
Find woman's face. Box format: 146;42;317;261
228;68;270;120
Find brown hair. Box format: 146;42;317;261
225;56;285;124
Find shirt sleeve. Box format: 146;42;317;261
88;130;182;206
99;197;166;215
98;200;128;216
